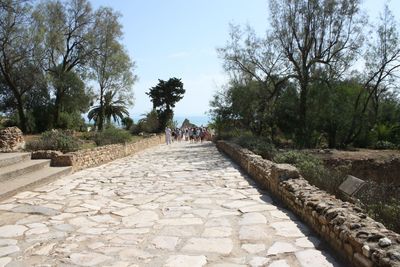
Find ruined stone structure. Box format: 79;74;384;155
0;127;25;152
49;135;165;171
217;140;400;267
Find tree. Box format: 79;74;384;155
0;0;42;132
88;91;129;127
90;7;136;131
146;78;185;131
33;0;95;127
269;0;364;146
344;4;400;145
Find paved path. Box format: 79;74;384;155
0;142;342;267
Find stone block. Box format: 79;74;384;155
51;154;74;167
31;150;63;160
271;164;300;182
0;127;25;152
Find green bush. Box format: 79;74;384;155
25;130;81;153
374;140;397;149
358;181;400;233
235;134;277;160
274;151;346;194
94;127;132;146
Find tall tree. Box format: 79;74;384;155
0;0;42;132
269;0;364;146
344;4;400;145
90;7;136;131
33;0;94;127
147;78;185;131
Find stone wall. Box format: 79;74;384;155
51;135;165;171
0;127;25;152
216;140;400;267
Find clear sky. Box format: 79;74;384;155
90;0;400;119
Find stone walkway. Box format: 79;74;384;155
0;142;343;267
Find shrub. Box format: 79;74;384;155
274;151;346;194
121;117;134;131
358;181;400;233
25;130;81;153
94;127;132;146
235;134;277;160
374;140;397;150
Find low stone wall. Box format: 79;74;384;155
216;140;400;267
52;135;165;171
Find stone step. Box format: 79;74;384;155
0;153;31;168
0;159;51;182
0;166;72;201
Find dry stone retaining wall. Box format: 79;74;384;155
51;135;165;171
216;140;400;267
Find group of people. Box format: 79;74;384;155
165;127;210;145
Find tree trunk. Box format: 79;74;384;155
53;89;62;128
98;88;105;131
298;81;308;147
16;95;27;133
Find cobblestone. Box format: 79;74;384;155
0;142;341;266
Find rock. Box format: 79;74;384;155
119;248;153;260
112;207;139;217
295;237;320;248
241;244;265;254
202;227;232;237
271;221;305;237
69;252;112;266
239;204;276;213
267;242;298;255
165;255;207;267
0;240;17;246
158;218;203;226
31;150;62;160
239;225;268;240
271;164;299;181
0;127;24;152
0;225;27;238
150;236;179;250
0;257;12;267
248;256;269;267
222;200;257;209
378;237;392;247
25;227;49;236
0;245;19;257
182;238;233;254
122;210;158;227
12;204;60;216
268;260;290;267
295;249;337;267
239;213;267;225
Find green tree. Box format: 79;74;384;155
344;4;400;146
33;0;95;128
269;0;364;146
0;0;42;133
146;78;185;131
90;7;136;131
88;91;129;127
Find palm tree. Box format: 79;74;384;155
88;91;129;130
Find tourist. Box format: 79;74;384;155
165;127;172;145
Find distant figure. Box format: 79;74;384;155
165;127;172;145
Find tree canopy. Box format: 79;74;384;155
214;1;400;149
146;78;185;131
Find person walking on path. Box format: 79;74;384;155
165;127;172;145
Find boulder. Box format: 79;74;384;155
0;127;25;152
